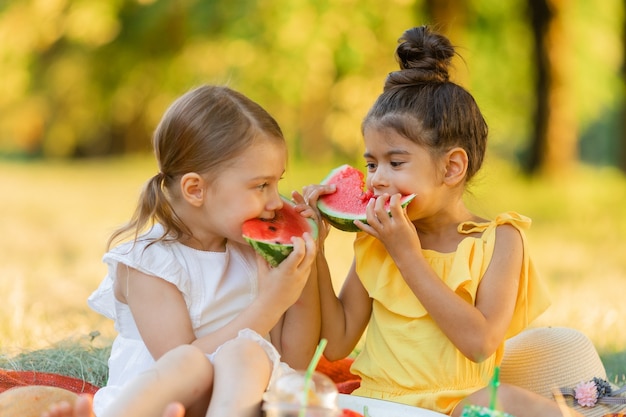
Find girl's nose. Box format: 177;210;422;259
267;189;283;212
369;168;388;190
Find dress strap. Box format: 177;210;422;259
458;212;532;235
458;220;490;235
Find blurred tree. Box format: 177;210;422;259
423;0;537;164
252;0;419;163
0;0;623;172
621;0;626;173
0;0;420;160
423;0;470;88
424;0;468;51
525;0;577;176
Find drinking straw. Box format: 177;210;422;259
300;338;328;417
489;366;501;411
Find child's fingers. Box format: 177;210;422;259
302;184;336;205
294;206;318;218
388;193;405;219
292;189;321;218
365;197;376;222
301;232;318;264
290;234;306;260
291;190;305;204
292;233;315;261
279;233;317;273
367;194;390;227
269;235;306;271
363;198;381;232
374;193;391;219
292;190;332;244
358;203;380;237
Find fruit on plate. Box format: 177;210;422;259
341;408;365;417
317;165;416;232
242;195;318;267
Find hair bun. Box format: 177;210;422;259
385;26;455;89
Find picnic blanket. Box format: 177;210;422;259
0;355;358;396
0;369;100;395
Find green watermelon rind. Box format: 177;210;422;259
243;196;318;267
243;238;296;268
317;165;416;232
318;194;415;232
315;205;364;233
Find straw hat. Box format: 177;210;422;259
500;327;626;417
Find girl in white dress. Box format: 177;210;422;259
43;84;319;417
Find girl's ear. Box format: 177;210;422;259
180;173;205;207
443;147;468;186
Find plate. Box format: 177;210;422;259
338;394;447;417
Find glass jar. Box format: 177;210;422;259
263;371;340;417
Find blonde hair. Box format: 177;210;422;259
108;85;284;249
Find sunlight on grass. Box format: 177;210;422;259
0;335;111;387
1;156;625;378
465;160;626;354
0;156;156;352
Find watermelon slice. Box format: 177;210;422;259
242;195;318;267
317;165;416;232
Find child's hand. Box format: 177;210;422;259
301;183;336;207
356;193;422;259
292;186;335;244
256;232;317;311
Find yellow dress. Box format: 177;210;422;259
349;212;551;415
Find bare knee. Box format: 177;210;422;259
213;338;271;372
206;339;272;416
163;344;208;367
160;345;213;386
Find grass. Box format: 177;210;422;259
0;155;625;383
0;335;111;388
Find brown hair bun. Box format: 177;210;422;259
385;25;455;89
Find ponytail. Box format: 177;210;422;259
107;173;190;250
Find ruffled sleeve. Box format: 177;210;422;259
87;228;191;321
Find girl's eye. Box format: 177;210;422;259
257;183;269;190
365;163;376;171
391;161;404;167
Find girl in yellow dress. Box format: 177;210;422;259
300;26;583;417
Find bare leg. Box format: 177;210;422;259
452;383;584;417
101;344;213;417
41;394;185;417
206;338;273;417
41;394;94;417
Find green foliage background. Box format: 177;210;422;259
0;0;624;166
1;0;625;393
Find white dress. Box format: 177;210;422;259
88;225;284;415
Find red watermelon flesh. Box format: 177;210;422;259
341;409;365;417
242;196;318;267
317;165;416;232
